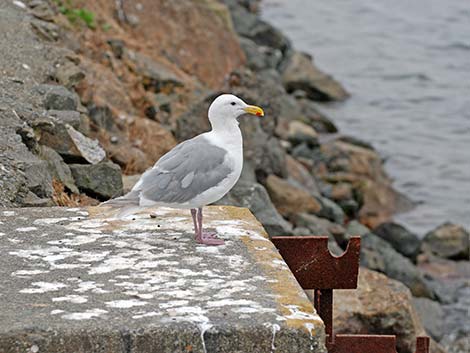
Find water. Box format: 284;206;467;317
261;0;470;236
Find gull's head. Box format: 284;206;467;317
208;94;264;128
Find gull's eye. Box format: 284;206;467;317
230;102;236;106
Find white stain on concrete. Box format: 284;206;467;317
20;281;67;293
2;211;15;216
105;299;148;308
62;308;107;320
16;227;38;232
53;294;88;304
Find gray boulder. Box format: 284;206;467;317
412;297;445;341
34;84;79;111
373;222;421;261
69;161;123;200
38;145;78;194
422;222;469;260
347;221;435;298
282;52;349;101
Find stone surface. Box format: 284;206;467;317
422;223;469;260
331;268;444;353
286;155;320;196
412;297;445;341
373;222;421;261
282;52;349;101
0;206;325;353
38;145;79;194
265;174;322;217
69;161;123;200
346;221;434;298
39;84;79;111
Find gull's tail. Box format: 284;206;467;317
99;190;142;219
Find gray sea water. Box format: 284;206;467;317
262;0;470;236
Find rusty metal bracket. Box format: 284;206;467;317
272;236;430;353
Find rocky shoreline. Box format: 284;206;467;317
0;1;468;353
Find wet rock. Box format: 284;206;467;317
225;0;291;54
38;145;78;194
239;37;283;71
217;181;293;236
412;297;445;341
422;223;469;260
285;155;320;196
282;52;349;101
69;161;123;200
52;60;85;89
373;222;421;261
296;98;338;133
346;221;435;299
333;268;445;353
265;175;321;217
36;84;79;111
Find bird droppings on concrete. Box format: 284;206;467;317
0;206;326;353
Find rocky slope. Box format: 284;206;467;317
0;1;467;352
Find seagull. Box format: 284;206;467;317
104;94;264;245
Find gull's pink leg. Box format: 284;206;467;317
195;207;224;246
191;208;199;238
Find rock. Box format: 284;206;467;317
265;174;321;217
38;145;78;194
346;221;435;299
317;197;345;225
105;142;148;174
422;223;469;260
319;140;413;228
239;37;283;71
22;158;54;199
285;155;320;196
70;161;123;200
225;0;291;54
65;125;106;164
296;98;338;133
126;50;184;93
46;110;87;133
52;60;85;89
107;38;125;59
217;181;293;236
412;297;445;341
373;222;421;261
36;84;79;111
282;52;349;101
88;105;117;131
127;117;177;167
331;182;353;201
287;120;319;147
291;212;345;241
337;135;375;151
333;268;444;353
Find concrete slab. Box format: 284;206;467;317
0;206;325;353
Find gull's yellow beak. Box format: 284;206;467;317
244;105;264;117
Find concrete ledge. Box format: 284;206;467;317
0;206;325;353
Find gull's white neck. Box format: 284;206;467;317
207;116;242;147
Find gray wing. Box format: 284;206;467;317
134;135;232;204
